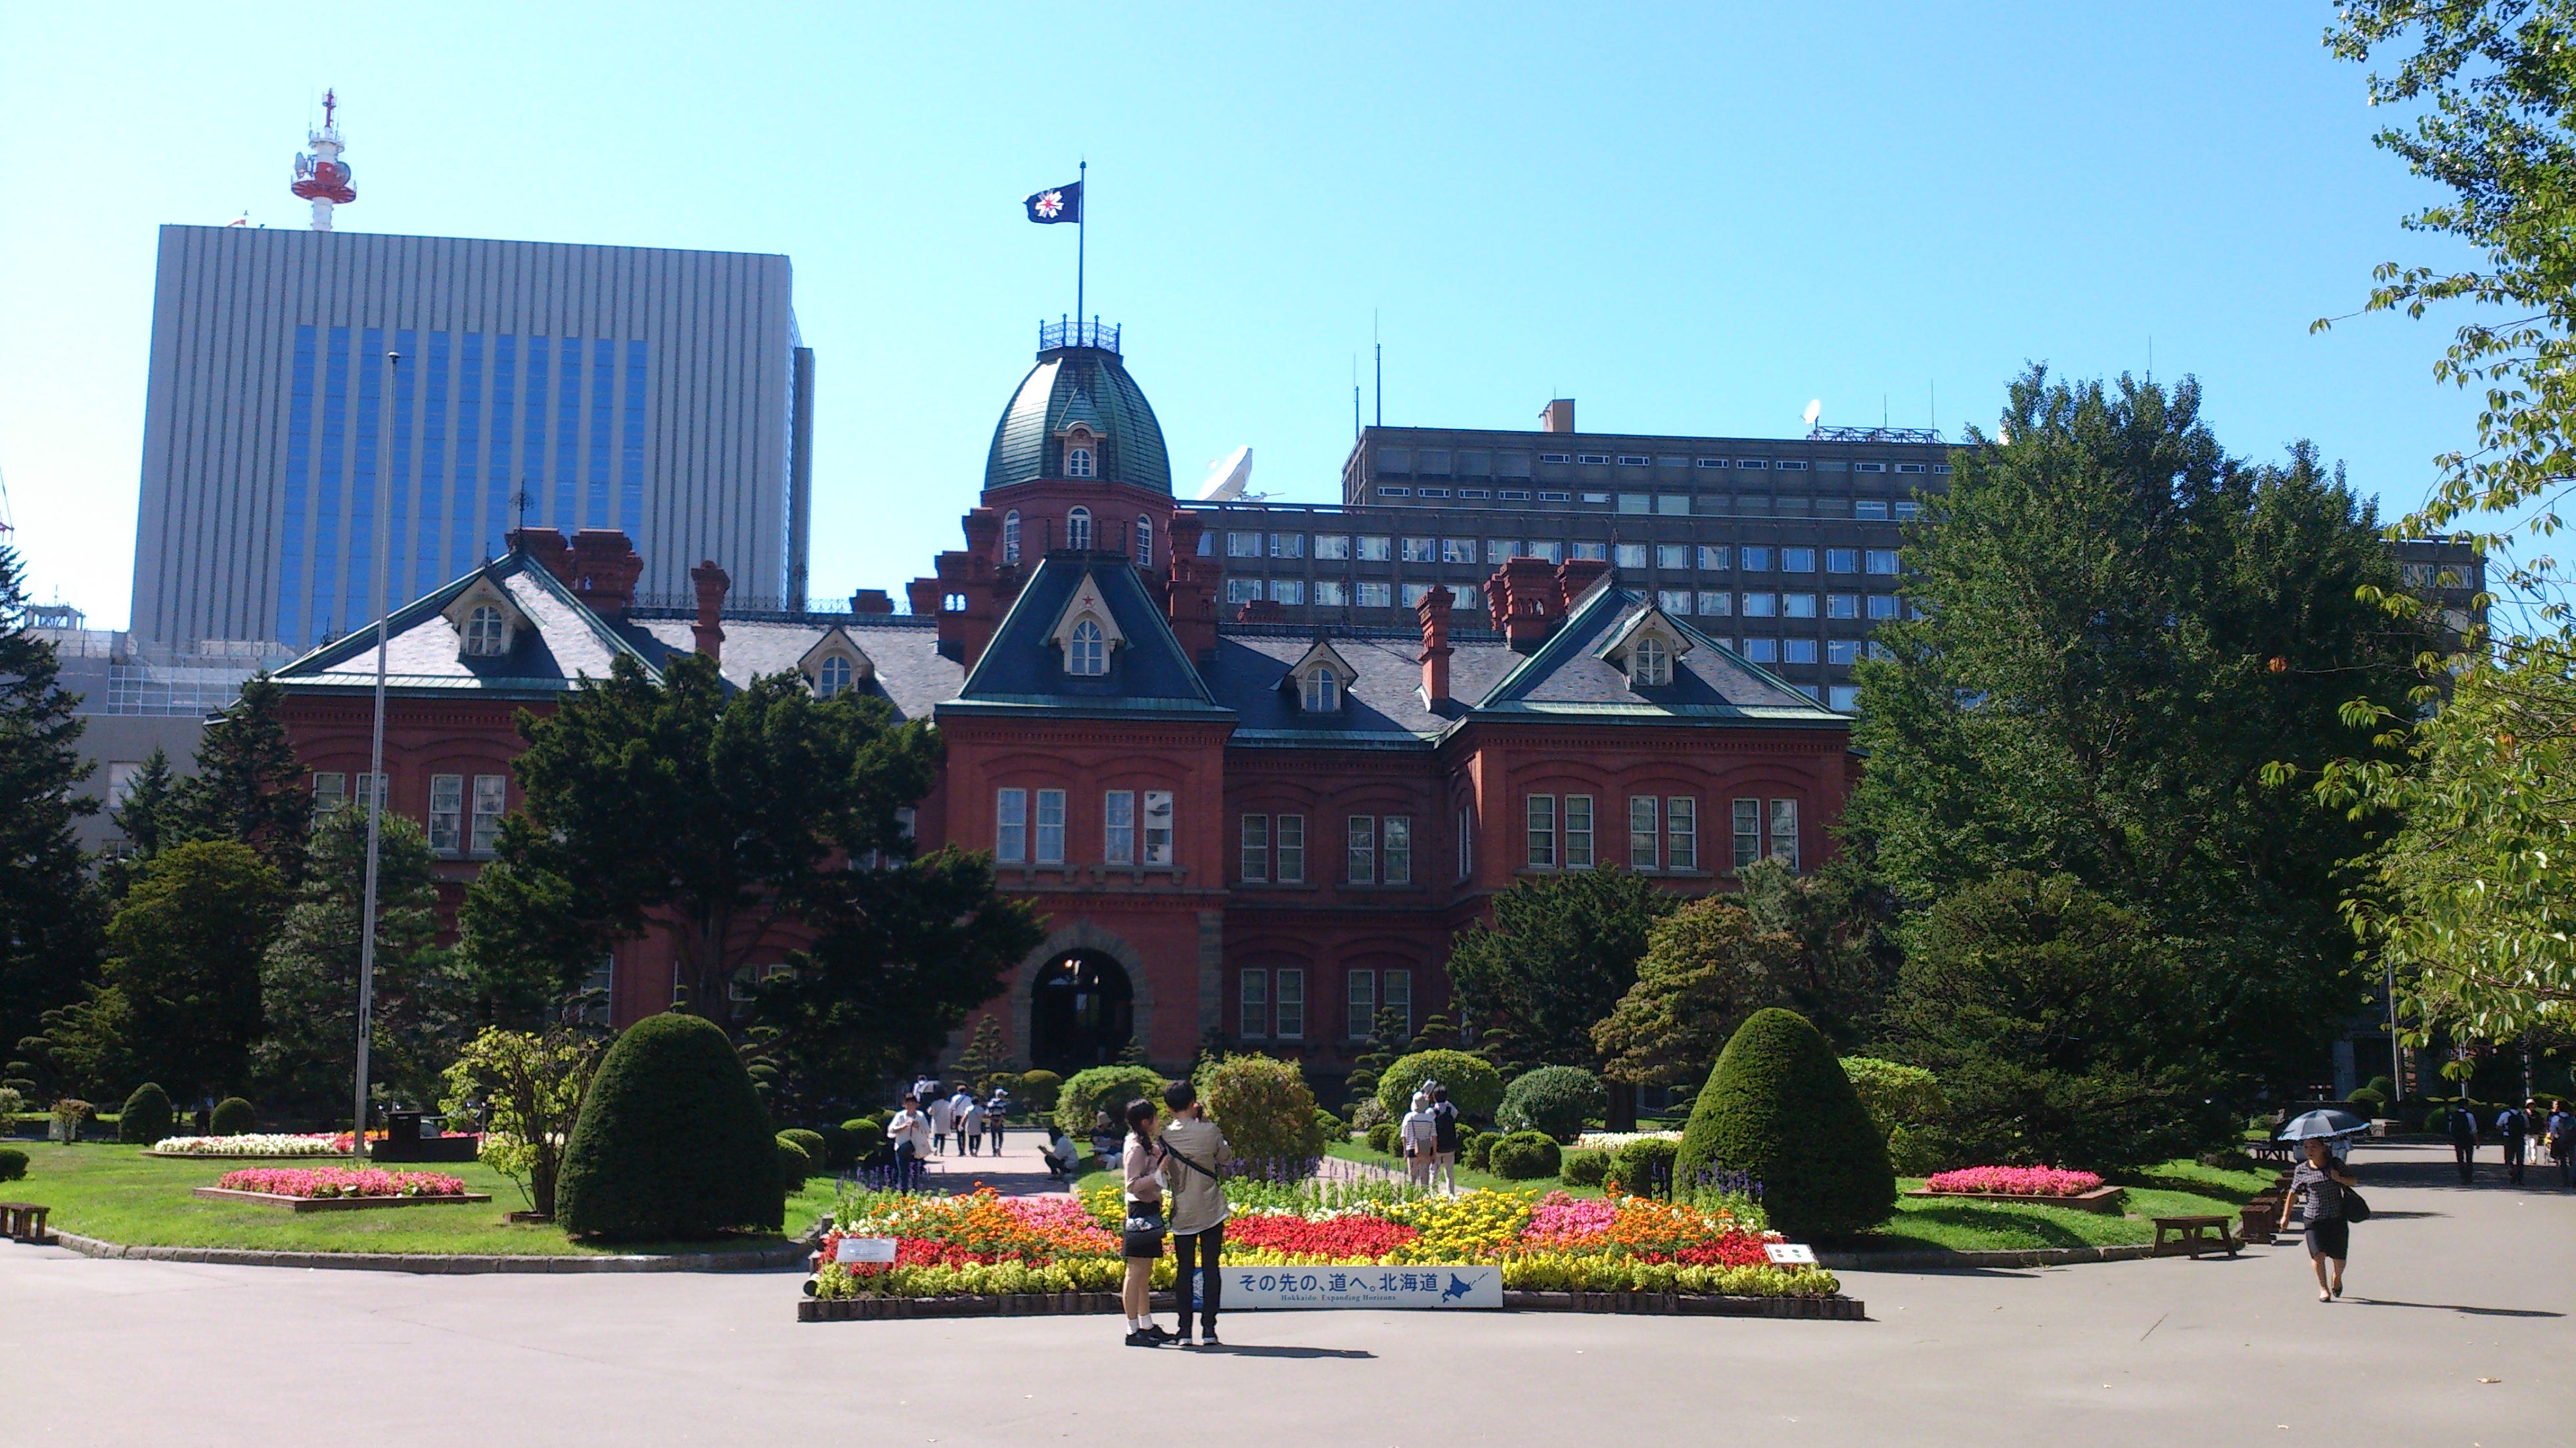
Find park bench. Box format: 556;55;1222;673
2150;1214;2239;1258
0;1202;53;1244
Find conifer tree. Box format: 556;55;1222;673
173;674;313;885
0;543;104;1085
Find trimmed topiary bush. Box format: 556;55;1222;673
1559;1148;1609;1187
1488;1129;1561;1180
0;1146;26;1182
209;1097;257;1135
1610;1136;1681;1196
779;1127;826;1167
1375;1050;1505;1124
1465;1130;1496;1171
118;1083;175;1146
816;1124;857;1170
1195;1054;1329;1167
1053;1066;1168;1138
776;1135;816;1190
1677;1008;1895;1240
558;1013;784;1242
1367;1120;1398;1156
1497;1066;1607;1143
1313;1106;1348;1148
1017;1069;1064;1115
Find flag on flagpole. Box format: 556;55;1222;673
1024;181;1082;224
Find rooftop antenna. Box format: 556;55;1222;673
1373;310;1382;429
1352;355;1361;441
291;87;357;232
1930;381;1937;437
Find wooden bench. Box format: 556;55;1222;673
0;1203;53;1243
2249;1141;2293;1167
2151;1214;2239;1258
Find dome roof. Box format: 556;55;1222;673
982;339;1172;495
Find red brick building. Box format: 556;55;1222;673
273;329;1853;1085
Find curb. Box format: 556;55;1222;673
45;1229;811;1275
797;1289;1864;1323
1819;1243;2167;1272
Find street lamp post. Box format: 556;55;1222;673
351;348;399;1161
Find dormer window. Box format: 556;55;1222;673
1302;667;1341;712
1067;445;1096;478
1069;620;1107;675
1135;514;1153;567
797;627;875;700
1003;510;1022;564
1630;635;1671;687
1067;507;1093;550
816;655;854;698
463;604;506;656
1596;602;1691;692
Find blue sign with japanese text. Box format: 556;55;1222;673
1225;1265;1502;1310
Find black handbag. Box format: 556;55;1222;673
1121;1201;1166;1256
2339;1183;2371;1223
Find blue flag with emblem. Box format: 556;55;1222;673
1024;181;1082;224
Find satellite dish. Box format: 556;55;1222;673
1196;445;1254;501
1803;399;1823;428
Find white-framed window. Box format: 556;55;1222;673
1667;796;1697;871
1358;535;1392;562
1105;790;1137;866
1003;510;1022;564
1383;815;1412;885
1827;638;1861;664
1142;790;1173;867
1697;545;1730;571
816;655;854;698
1067;445;1095;478
1486;539;1520;564
1528;794;1557;869
1732;798;1762;872
1826;548;1859;574
1273;579;1306;606
463;604;506;656
1036;788;1067;865
1783;593;1818;619
1854;500;1890;520
1895;500;1921;519
1864;549;1900;574
1782;547;1816;573
1867;594;1900;620
1275;967;1306;1040
996;788;1028;863
1347;814;1377;884
1383;968;1412;1038
1067;507;1093;549
1277;813;1304;883
1315;535;1352;560
1456;803;1473;880
1402;583;1441;607
470;774;506;855
1565;794;1595;869
1315;580;1349;606
1743;638;1780;662
1356;581;1393;608
429;774;465;855
1228;531;1262;558
1225;578;1264;605
1302;668;1340;712
1829;684;1862;712
1615;543;1648;569
311;771;348;814
1828;593;1860;620
1785;638;1819;664
1740;546;1772;572
1770;799;1800;869
1241;968;1268;1039
1655;544;1690;570
1630;796;1658;869
1069;620;1107;676
1271;533;1306;559
1632;635;1672;687
1346;968;1375;1039
1529;541;1565;564
1742;593;1778;618
1442;538;1477;564
1697;591;1733;616
1240;813;1268;882
1135;515;1153;567
1658;589;1694;615
1399;537;1435;562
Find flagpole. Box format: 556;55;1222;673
1076;159;1086;340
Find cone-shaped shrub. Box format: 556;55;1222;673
118;1083;175;1145
1675;1008;1895;1239
558;1013;782;1241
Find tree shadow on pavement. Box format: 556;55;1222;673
2344;1297;2563;1319
1190;1345;1376;1359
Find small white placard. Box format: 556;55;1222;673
1764;1243;1818;1265
834;1236;898;1264
1227;1265;1502;1311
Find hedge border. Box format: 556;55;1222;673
1818;1243;2157;1271
797;1288;1864;1322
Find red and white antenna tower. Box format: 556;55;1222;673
291;89;357;232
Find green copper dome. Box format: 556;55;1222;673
982;327;1172;495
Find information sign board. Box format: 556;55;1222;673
1764;1243;1818;1265
834;1236;898;1264
1225;1265;1502;1310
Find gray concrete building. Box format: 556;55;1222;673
35;622;294;856
129;224;813;650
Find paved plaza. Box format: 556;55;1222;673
3;1143;2567;1446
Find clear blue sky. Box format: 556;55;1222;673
0;2;2479;631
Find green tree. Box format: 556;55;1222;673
101;747;183;899
30;841;283;1100
1737;856;1902;1049
1675;1008;1895;1239
170;675;312;885
1193;1053;1329;1165
440;1026;601;1218
1593;896;1801;1089
1847;371;2434;1098
0;543;104;1088
1443;866;1671;1126
1880;872;2215;1171
256;808;468;1117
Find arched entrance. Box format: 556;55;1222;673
1028;951;1134;1077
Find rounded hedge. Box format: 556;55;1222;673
1676;1008;1895;1240
1367;1120;1398;1156
776;1135;816;1190
1053;1066;1168;1138
1375;1050;1504;1124
558;1013;784;1242
1017;1070;1065;1115
1488;1130;1561;1180
118;1083;175;1146
1609;1137;1680;1196
0;1146;26;1183
1195;1054;1327;1166
816;1124;857;1170
1497;1066;1607;1143
1559;1148;1609;1187
779;1127;826;1167
1465;1131;1496;1170
209;1097;256;1135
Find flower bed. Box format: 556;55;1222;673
805;1185;1837;1301
147;1134;350;1159
1572;1130;1684;1152
216;1167;469;1198
1921;1167;2105;1198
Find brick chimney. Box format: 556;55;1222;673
849;589;894;614
1488;557;1566;649
1557;556;1613;610
567;530;644;619
1416;584;1454;708
1162;510;1220;661
508;527;573;585
1236;598;1288;624
689;560;729;661
1538;397;1576;434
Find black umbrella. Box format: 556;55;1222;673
2278;1108;2371;1141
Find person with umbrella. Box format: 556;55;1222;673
2278;1129;2360;1301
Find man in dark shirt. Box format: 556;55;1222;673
2446;1102;2479;1184
1427;1084;1461;1194
2496;1102;2529;1185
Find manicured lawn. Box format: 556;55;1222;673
1852;1159;2274;1253
6;1143;827;1256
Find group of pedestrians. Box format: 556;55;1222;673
2441;1098;2576;1186
1118;1081;1233;1347
1396;1083;1461;1192
883;1079;1017;1190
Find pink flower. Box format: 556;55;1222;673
1922;1165;2104;1197
216;1167;467;1199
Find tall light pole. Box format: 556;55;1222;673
351;347;399;1160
